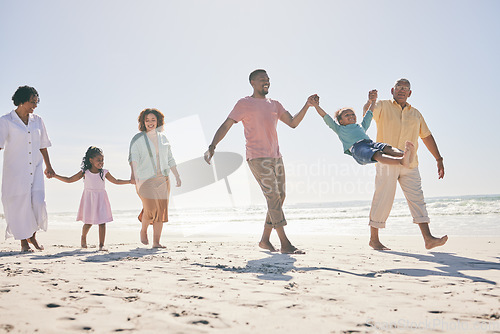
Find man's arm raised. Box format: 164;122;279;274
204;117;236;164
279;95;317;128
363;89;378;116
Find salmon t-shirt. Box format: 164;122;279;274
228;96;287;160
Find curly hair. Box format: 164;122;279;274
334;107;354;123
81;146;104;180
12;86;39;106
137;108;165;132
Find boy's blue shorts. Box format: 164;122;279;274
350;139;388;165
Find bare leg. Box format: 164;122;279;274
140;221;149;245
418;223;448;249
98;224;107;251
259;225;278;252
382;145;404;157
152;221;165;248
372;151;405;165
369;226;390;250
373;141;414;167
28;232;44;250
276;226;305;254
21;239;33;252
81;224;91;248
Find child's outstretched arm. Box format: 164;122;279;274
310;95;327;117
53;171;84;183
105;172;131;185
311;96;340;134
363;89;378;116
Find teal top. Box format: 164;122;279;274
128;131;177;181
323;110;373;155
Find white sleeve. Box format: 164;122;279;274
0;117;9;149
38;117;52;149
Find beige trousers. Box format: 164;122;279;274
247;157;287;229
369;164;430;228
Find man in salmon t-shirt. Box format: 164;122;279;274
204;69;316;254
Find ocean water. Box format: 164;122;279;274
45;195;500;237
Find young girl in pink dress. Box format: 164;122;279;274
54;146;131;251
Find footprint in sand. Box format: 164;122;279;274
122;296;139;302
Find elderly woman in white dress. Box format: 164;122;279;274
0;86;55;252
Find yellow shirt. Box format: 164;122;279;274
372;99;431;168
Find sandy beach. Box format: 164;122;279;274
0;230;499;333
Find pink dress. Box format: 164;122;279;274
76;169;113;225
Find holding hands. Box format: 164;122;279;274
363;89;378;114
368;89;378;102
307;94;320;107
308;94;327;117
44;167;55;179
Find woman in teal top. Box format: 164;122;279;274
310;94;414;166
129;108;181;248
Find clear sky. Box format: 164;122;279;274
1;0;499;213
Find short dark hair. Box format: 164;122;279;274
137;108;165;132
249;69;267;83
395;78;411;88
12;85;39;106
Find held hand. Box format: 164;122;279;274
307;94;319;107
307;94;320;107
44;167;55;179
130;177;136;185
363;91;376;114
368;89;378;103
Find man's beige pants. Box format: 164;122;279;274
247;157;287;228
369;164;430;228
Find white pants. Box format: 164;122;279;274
369;164;429;229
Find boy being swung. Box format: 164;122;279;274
310;91;415;167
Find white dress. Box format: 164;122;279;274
0;110;51;240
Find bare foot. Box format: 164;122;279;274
424;235;448;250
259;241;278;252
369;239;390;250
280;246;305;254
81;236;88;248
98;245;108;252
401;141;414;167
152;244;166;249
21;244;33;252
28;234;44;250
140;230;149;245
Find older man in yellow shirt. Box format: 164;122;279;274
366;79;448;250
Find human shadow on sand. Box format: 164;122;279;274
0;248;87;259
82;247;165;263
193;252;378;281
384;251;499;285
